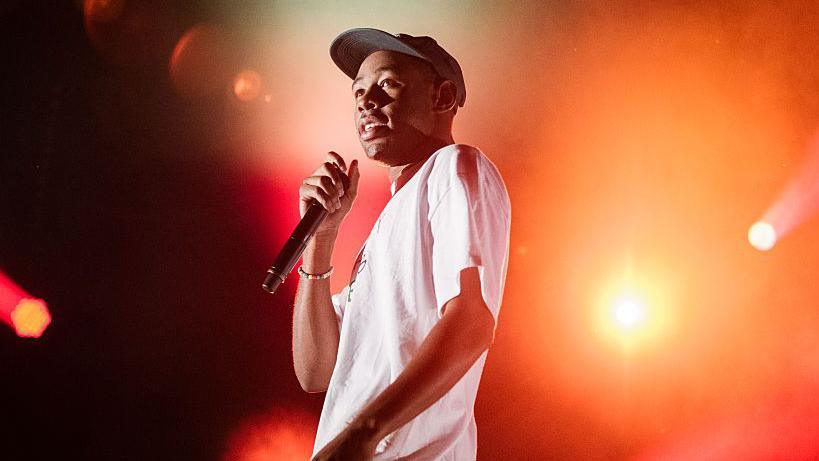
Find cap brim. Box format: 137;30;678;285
330;28;428;79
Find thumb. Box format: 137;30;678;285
347;159;360;198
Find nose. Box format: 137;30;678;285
357;98;376;113
356;85;387;113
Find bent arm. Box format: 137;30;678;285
312;267;495;459
292;231;341;393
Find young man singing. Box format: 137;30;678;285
291;28;511;460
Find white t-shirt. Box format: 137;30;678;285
312;144;511;460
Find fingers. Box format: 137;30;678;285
315;162;343;188
326;151;347;172
303;175;342;209
299;183;338;211
301;152;359;213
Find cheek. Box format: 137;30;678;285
396;98;434;129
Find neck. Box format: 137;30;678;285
388;136;453;193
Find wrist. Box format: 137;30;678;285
302;231;337;274
312;228;339;242
347;415;382;447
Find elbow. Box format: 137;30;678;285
463;304;496;355
448;303;495;356
473;314;495;353
299;379;329;394
295;366;331;393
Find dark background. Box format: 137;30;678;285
1;2;323;459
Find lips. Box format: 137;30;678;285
359;116;389;141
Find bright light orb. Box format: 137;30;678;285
11;298;51;338
748;221;777;251
612;296;646;330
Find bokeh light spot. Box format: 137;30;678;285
233;70;263;102
748;221;777;251
11;298;51;338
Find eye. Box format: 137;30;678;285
380;78;399;89
353;88;365;97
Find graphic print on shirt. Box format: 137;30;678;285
347;245;367;303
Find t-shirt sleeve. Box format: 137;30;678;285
330;285;349;328
428;149;511;325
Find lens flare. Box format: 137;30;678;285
169;24;231;99
748;221;777;251
232;70;263;102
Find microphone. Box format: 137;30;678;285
262;202;329;294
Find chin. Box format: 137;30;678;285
361;139;399;166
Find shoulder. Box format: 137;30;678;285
426;144;504;186
427;144;485;179
425;144;510;212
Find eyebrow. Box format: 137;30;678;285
352;65;400;89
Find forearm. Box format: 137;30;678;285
292;231;341;392
350;301;494;443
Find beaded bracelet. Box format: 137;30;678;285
298;266;334;280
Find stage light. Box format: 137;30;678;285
592;268;676;351
10;298;51;338
748;221;777;251
0;271;51;339
232;70;263;102
612;295;646;330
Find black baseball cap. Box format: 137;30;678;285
330;28;466;107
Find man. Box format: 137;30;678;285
292;28;511;460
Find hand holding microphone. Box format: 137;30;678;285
299;152;360;235
262;152;360;293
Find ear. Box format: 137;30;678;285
432;80;458;113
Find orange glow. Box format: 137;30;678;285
232;70;263;102
11;298;51;338
222;408;316;461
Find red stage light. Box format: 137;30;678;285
222;408;316;461
11;298;51;338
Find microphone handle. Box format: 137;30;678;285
262;202;329;294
